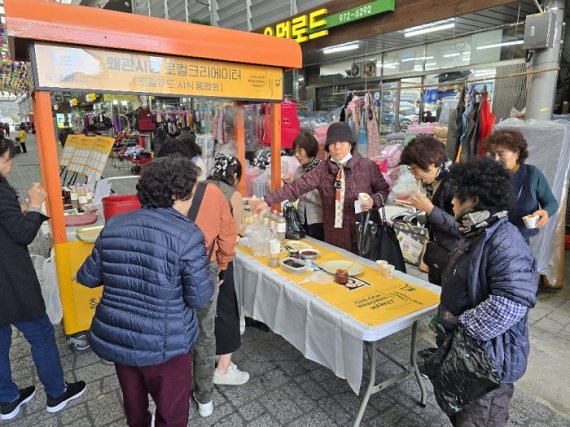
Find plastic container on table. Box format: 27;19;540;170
102;195;141;220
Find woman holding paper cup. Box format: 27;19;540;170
484;129;558;243
400;136;459;285
255;122;390;254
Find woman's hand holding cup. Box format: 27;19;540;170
358;193;374;212
27;182;46;209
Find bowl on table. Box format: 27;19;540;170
299;248;320;260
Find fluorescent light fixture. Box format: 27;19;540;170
323;43;360;55
462;57;470;61
443;53;460;58
425;62;437;67
381;62;398;68
476;40;523;50
401;56;433;63
404;23;455;37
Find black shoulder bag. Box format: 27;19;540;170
357;195;406;273
188;182;216;259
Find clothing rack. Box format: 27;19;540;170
331;67;560;96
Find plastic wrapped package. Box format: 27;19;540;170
418;326;500;416
494;119;570;286
389;166;419;200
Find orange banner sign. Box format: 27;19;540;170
31;42;284;101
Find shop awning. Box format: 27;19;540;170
4;0;302;70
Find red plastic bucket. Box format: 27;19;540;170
102;195;141;220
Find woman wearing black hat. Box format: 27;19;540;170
254;122;389;254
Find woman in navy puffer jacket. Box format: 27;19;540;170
437;157;537;426
77;157;214;427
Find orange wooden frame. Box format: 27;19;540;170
5;0;301;245
5;0;301;69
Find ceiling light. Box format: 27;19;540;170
443;53;460;58
401;56;434;63
404;23;455;37
323;43;360;55
476;40;523;50
425;63;437;67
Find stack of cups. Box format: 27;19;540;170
376;260;395;278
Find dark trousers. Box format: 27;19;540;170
451;383;514;426
115;352;192;427
0;314;66;402
19;142;26;153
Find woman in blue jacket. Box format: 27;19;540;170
77;157;214;427
438;157;537;425
485;129;558;243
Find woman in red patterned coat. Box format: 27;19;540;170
255;122;389;253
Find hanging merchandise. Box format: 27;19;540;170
459;89;482;163
339;91;353;122
364;92;381;158
477;90;495;156
260;101;299;150
346;94;361;139
136;106;155;132
446;88;465;162
358;104;367;155
281;100;300;150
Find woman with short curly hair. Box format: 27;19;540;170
484;129;558;242
430;157;537;425
77;156;214;426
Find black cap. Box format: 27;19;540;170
325;122;356;151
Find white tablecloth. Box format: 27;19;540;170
234;238;440;394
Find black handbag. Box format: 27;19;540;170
357;201;406;273
423;240;450;270
283;201;305;240
418;326;501;416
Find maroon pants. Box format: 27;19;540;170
115;353;192;427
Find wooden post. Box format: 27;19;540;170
233;101;246;196
33;90;67;244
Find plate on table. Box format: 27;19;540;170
282;240;312;251
64;213;98;227
76;225;104;243
319;260;364;276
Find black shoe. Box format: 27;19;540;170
0;386;36;420
46;381;86;413
245;317;270;332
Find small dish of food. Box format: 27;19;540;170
299;248;320;260
279;257;307;274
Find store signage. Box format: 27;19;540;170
54;94;63;102
102;94;139;103
31;42;284;102
263;0;395;43
86;93;97;102
264;8;328;43
70;98;78;107
327;0;395;28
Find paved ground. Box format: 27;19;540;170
3;135;570;426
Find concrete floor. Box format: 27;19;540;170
3;135;570;426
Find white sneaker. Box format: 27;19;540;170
193;393;213;418
213;362;250;385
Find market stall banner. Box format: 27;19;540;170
31;42;284;101
61;135;114;181
237;240;439;327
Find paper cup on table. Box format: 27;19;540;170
382;264;395;279
523;215;539;229
376;260;388;273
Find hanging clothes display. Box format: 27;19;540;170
364;92;381;158
477;90;495;156
136;106;155;132
459;90;482;163
346;95;361;139
446;87;465;162
280;100;300;150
